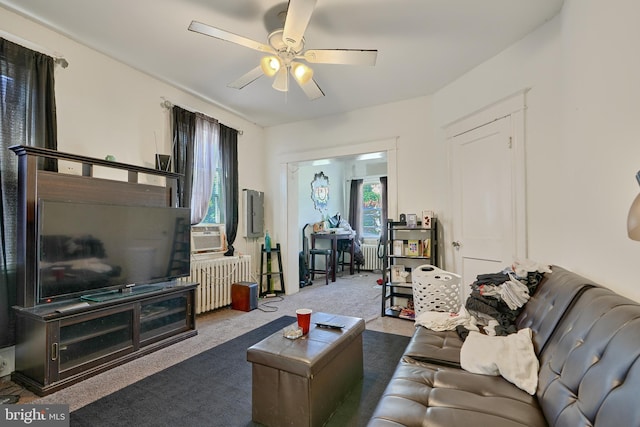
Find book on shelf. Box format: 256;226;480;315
421;210;434;229
406;240;420;256
406;214;418;228
422;238;431;258
390;264;406;282
393;240;403;256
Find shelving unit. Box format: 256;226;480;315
259;243;285;296
381;218;438;319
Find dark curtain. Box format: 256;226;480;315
220;124;239;256
379;176;388;251
172;106;196;209
380;176;389;238
348;179;363;240
0;38;58;347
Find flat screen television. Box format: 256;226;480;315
37;199;191;304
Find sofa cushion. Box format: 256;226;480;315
537;286;640;426
402;327;463;368
514;265;594;354
368;361;547;427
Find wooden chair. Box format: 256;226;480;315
303;223;332;285
309;247;332;285
337;247;360;274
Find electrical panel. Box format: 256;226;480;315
243;189;264;238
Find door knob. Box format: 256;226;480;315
452;241;461;249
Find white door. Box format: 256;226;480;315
450;113;525;296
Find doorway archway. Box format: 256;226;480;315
278;138;398;294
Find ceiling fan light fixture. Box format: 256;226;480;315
260;55;281;77
291;62;313;85
189;0;377;101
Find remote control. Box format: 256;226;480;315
315;322;344;329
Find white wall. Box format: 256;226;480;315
432;13;565;282
267;96;445;218
297;163;345;227
558;0;640;300
266;1;640;302
0;7;266;261
433;0;640;301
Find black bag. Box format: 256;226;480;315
299;251;311;287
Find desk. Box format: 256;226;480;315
311;233;354;282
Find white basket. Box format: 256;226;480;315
412;265;462;315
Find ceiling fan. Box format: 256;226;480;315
188;0;378;100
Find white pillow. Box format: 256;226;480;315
460;328;539;395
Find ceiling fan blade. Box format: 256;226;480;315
227;66;264;89
282;0;317;50
303;49;378;66
189;21;274;53
297;78;324;100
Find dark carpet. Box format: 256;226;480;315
70;316;410;427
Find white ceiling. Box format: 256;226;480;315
1;0;564;127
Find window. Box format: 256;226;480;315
201;167;223;224
172;109;238;254
361;180;382;238
0;74;12;99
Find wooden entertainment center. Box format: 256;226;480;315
9;146;198;396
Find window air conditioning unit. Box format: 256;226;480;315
191;224;226;253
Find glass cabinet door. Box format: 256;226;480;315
57;308;134;377
140;294;190;345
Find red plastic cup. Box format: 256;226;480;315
296;308;313;334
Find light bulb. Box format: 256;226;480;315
628;170;640;241
260;56;281;77
628;192;640;240
272;67;288;92
291;62;313;85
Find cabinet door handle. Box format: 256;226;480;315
452;241;461;249
51;343;58;361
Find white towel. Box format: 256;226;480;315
415;307;479;332
512;259;552;278
460;328;539;395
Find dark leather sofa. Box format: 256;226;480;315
368;266;640;426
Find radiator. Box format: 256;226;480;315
361;243;383;271
181;255;252;314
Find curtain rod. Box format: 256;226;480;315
0;30;68;68
160;97;243;136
